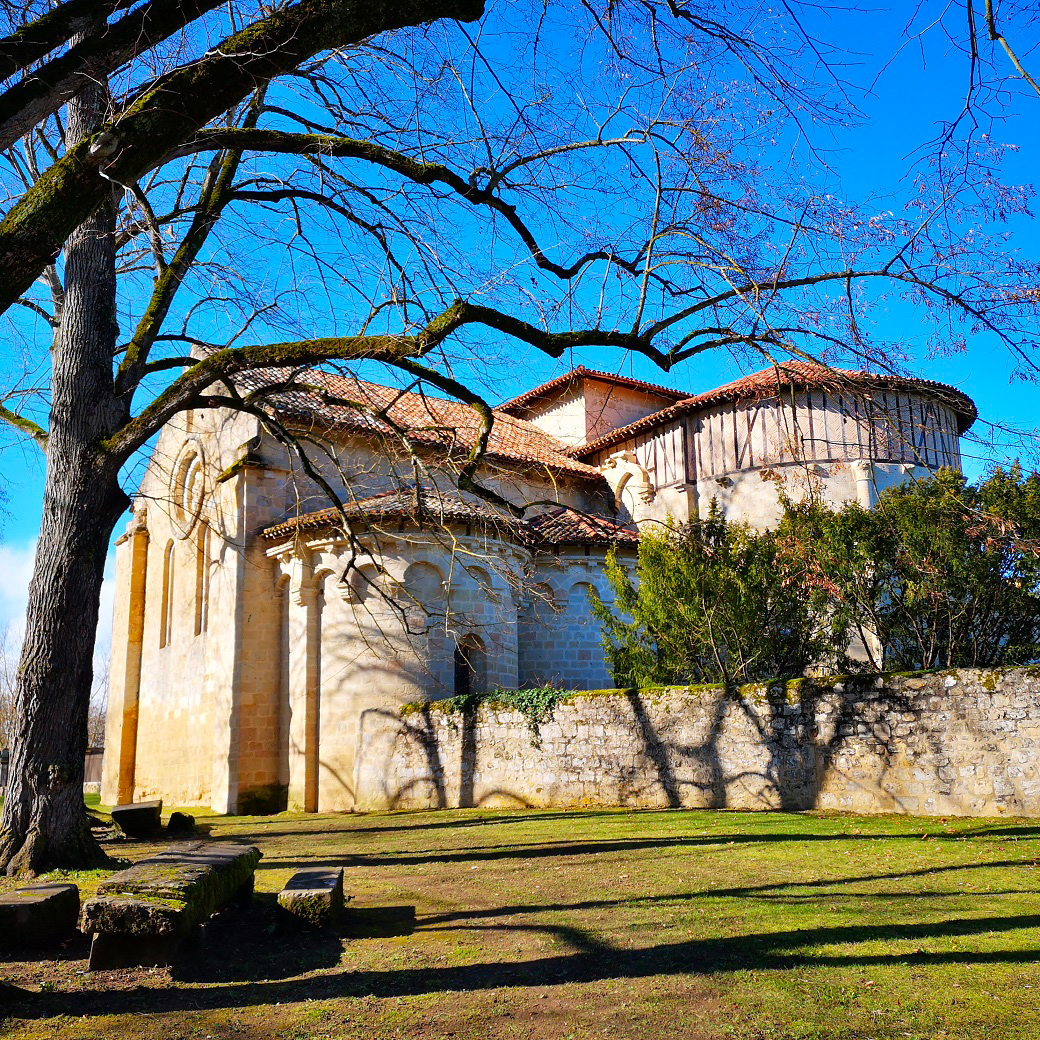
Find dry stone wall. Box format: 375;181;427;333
354;666;1040;817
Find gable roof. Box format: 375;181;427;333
497;365;689;415
571;362;978;458
260;485;638;548
234;366;602;480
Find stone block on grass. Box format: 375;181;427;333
277;868;344;928
0;883;79;947
82;840;261;969
166;811;196;836
110;799;163;838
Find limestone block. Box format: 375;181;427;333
82;840;261;969
111;799;163;838
278;868;345;928
82;892;192;940
0;883;80;947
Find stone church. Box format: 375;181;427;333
101;361;976;814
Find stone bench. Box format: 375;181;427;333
277;868;344;928
0;883;79;948
81;840;261;969
110;799;163;839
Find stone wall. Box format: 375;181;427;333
354;666;1040;817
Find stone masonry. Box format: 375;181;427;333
354;666;1040;817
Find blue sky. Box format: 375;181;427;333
0;2;1038;660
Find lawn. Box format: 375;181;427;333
2;807;1040;1039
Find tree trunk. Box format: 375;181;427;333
0;45;126;875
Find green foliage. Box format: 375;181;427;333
780;465;1040;671
442;683;566;732
590;504;849;687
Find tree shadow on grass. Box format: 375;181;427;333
168;896;417;984
255;823;1040;872
12;910;1040;1020
216;809;630;843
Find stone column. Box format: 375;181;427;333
101;519;149;805
287;557;320;811
851;459;877;510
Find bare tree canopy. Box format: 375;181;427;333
0;0;1037;872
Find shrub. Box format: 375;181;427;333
780;465;1040;671
442;683;566;732
590;504;850;686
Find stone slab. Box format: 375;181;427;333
0;883;79;947
82;840;261;969
110;799;163;838
277;868;344;928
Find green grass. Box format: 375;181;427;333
4;808;1040;1039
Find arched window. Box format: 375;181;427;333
194;522;209;636
453;634;487;697
160;540;175;648
402;561;444;629
568;581;595;615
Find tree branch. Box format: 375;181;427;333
167;127;650;281
0;0;228;154
985;0;1040;97
103;297;661;462
0;404;48;450
0;0;135;82
0;0;486;317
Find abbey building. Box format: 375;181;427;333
101;362;976;813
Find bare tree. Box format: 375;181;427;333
0;0;1037;872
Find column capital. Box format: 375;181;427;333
285;554;318;607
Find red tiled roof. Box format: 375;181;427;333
261;485;519;540
235;367;602;480
261;486;638;548
571;362;978;458
525;505;639;547
497;365;689;415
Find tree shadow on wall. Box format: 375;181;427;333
459;696;477;808
619;689;728;808
612;677;916;812
366;676;919;812
364;704;449;809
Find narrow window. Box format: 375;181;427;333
160;540;175;648
454;635;486;697
194;523;209;636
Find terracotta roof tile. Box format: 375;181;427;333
525;505;639;547
260;485;518;540
497;365;689;415
571;362;978;458
235;367;602;480
261;486;638;549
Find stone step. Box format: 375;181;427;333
277;868;345;927
110;799;163;839
0;883;79;947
